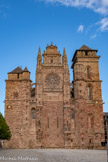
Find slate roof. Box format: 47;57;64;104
8;67;23;74
79;45;92;51
72;45;98;62
24;67;29;72
8;66;30;74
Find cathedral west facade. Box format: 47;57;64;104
4;43;105;149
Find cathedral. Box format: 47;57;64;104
4;42;105;149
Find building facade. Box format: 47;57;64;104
4;43;105;149
104;112;108;144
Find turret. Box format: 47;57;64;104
22;67;30;80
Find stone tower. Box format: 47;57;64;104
5;67;31;148
71;45;105;148
4;43;105;149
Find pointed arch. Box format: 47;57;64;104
31;108;36;119
88;114;94;130
88;84;92;100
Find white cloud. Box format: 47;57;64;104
90;34;97;39
97;18;108;31
77;25;84;32
38;0;108;15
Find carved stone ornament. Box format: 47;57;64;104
7;105;12;109
45;73;60;88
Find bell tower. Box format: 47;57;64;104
72;45;102;101
71;45;105;149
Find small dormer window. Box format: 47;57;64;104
51;59;53;63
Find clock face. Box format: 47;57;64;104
45;73;60;89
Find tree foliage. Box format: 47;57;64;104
0;113;11;140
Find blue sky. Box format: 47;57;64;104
0;0;108;115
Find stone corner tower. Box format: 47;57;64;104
4;66;31;148
71;44;105;149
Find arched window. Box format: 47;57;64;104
47;117;49;128
88;114;94;130
87;67;90;79
88;85;92;100
57;117;59;128
31;108;36;119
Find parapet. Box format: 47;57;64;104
8;66;30;80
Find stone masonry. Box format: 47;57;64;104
4;43;105;149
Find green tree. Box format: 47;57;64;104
0;113;11;140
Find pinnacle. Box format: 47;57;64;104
62;48;67;64
38;46;41;57
63;48;67;56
